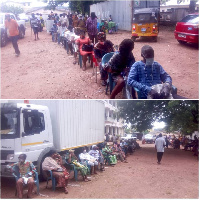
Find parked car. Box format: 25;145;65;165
174;13;199;44
144;134;154;144
18;13;29;22
0;12;26;47
121;133;137;140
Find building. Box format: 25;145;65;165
103;100;125;137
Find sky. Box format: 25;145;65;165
153;121;166;129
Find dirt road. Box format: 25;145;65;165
1;142;199;199
1;26;199;99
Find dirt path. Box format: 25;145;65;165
1;25;199;99
1;142;198;199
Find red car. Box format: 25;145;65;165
174;13;199;44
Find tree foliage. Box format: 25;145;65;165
0;3;24;16
43;0;106;14
42;0;67;10
118;100;199;135
69;0;106;14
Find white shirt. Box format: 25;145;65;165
79;152;94;161
155;137;166;152
89;150;99;160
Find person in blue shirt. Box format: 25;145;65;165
127;45;172;99
51;23;58;42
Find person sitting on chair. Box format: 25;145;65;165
67;149;91;182
89;145;105;171
103;39;136;99
79;147;98;174
94;32;115;86
75;30;93;71
42;150;69;194
8;154;36;199
127;45;172;99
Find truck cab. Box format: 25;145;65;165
0;12;26;47
1;103;53;177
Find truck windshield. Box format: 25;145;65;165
1;105;20;139
133;13;158;23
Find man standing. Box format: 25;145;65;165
5;14;20;56
155;133;166;164
10;154;36;198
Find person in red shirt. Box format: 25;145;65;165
5;14;20;56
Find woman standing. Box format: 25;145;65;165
86;12;98;44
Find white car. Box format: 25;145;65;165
0;12;26;47
121;134;137;140
144;134;154;143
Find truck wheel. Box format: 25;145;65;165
1;30;7;47
19;26;25;39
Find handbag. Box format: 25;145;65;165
82;44;94;52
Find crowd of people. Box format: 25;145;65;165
44;11;173;99
8;138;140;198
5;10;175;99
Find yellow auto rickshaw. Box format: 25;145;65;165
131;8;160;42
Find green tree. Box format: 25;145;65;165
42;0;66;10
118;100;198;135
69;0;106;15
177;0;198;13
0;3;24;16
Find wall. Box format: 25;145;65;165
90;0;160;31
90;0;132;31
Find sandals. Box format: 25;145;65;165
82;66;86;71
101;80;107;86
73;61;77;65
65;188;68;194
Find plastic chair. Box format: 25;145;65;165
65;160;78;181
97;22;100;32
12;165;39;196
101;52;115;94
92;52;99;83
45;170;56;191
63;154;78;181
78;52;92;68
79;156;91;175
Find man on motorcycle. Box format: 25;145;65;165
127;45;172;99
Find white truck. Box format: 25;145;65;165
1;100;105;178
0;12;26;47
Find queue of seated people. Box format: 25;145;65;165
49;16;174;99
8;140;140;198
164;135;199;157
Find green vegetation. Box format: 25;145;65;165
0;3;24;16
118;100;199;135
42;0;106;14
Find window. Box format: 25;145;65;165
181;15;199;24
23;110;45;136
1;108;20;139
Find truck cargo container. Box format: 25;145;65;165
1;100;105;177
